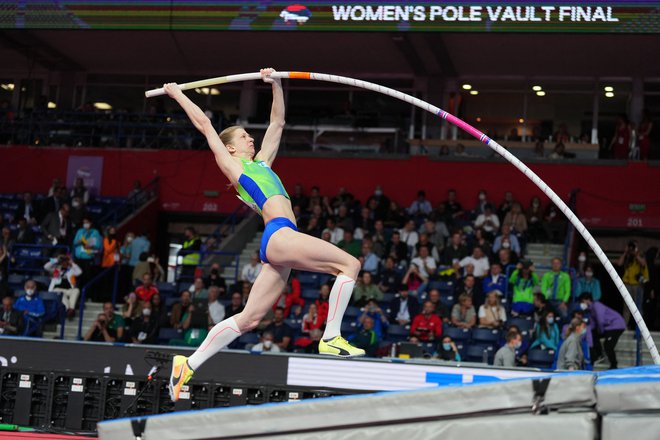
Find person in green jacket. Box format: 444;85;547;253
541;258;571;319
509;260;539;315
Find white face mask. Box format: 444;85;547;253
83;223;91;230
580;302;588;311
578;255;586;263
142;308;152;317
374;190;383;197
25;289;35;296
263;340;273;349
478;194;486;201
127;236;134;243
585;271;593;277
502;241;511;249
72;201;81;208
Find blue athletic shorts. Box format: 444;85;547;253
260;217;298;264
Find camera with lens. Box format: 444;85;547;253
627;240;638;253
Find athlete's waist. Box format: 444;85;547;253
261;196;296;225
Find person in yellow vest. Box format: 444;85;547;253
181;226;201;280
617;240;649;327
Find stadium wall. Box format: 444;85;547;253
3;146;659;228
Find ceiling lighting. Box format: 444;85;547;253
93;102;112;110
536;91;546;96
532;85;542;91
604;86;614;92
1;83;14;91
518;118;524;123
605;92;614;98
47;102;56;109
469;90;479;95
462;84;472;90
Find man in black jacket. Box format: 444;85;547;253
0;296;23;336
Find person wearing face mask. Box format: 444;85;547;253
13;280;45;336
530;310;560;351
492;224;521;257
68;197;87;230
128;303;159;345
576;265;602;302
526;197;545;243
557;318;587;370
494;330;522;367
73;216;102;295
44;252;82;319
251;331;281;353
578;293;625;369
101;227;120;270
204;263;227;296
438;335;461;362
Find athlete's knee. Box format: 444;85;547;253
234;312;261;333
342;256;361;280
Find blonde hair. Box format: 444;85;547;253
565;317;584;338
219;125;243;147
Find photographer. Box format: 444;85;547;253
44;252;82;319
616;240;649;327
357;298;389;340
84;302;124;342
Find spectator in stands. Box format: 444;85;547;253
180;227;201;279
411;300;443;342
335;204;354;232
378;257;401;294
290;183;309;210
302;303;323;335
273;274;303;318
549;142;568;160
189;277;208;300
530;310;560;351
496;248;517;272
0;228;14;259
241;252;262;284
122;292;143;328
360;241;380;275
170;290;193;330
205;263;227;296
128;232;150;270
617;240;649;327
502;202;528;238
556;317;586;370
353;271;383;305
609;114;632;159
15;218;35;245
385;231;408;264
543;204;565;244
127;302;159;345
68;196;86;230
354;206;374;240
135;273;159;303
474;204;500;239
70;177;90;205
509;260;539;316
84;302;124;343
44;252;82;319
457;246;489;278
150;293;169;328
407;190;432;223
442;232;468;265
0;244;6;290
101;226;120;270
207;286;225;328
579;293;625;369
42;186;68;216
147;255;165;283
383;201;405;229
337;229;362;258
576;265;602;302
16;192;38;224
13;280;44;336
358;298;388;340
541;258;571;319
323;218;344;245
264;307;293;352
119;232;135;292
483;263;506;295
526;197;545;243
492;224;521;257
533;292;552;324
497;191;515;220
478;290;507;329
128;180;147;205
132;252;151;284
637;109;652;160
428;289;450;323
413;233;440;262
225;292;245;319
438;335;461;362
420;219;449;257
370;220;387;258
400;219;420;251
73;216;102;289
407;245;436;293
451;293;477;329
0;296;23;336
473;190;491;217
251;331;281;353
303;216;323;238
315;283;330;324
390;284;420;326
348;315;379;357
456;274;483;307
47;178;62;198
41;203;71;246
494;330;522;367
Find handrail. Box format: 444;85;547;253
174;249;240;286
96;176;160;227
210;203;250;240
7;244;71;274
76;264;119;340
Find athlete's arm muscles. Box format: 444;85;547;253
255;69;285;167
163;83;241;182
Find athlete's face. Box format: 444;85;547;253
228;129;255;159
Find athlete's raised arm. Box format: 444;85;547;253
255;68;285;167
163;83;241;182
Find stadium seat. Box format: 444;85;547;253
527;348;556;369
381;293;396;304
238;332;260;346
344;306;361;319
301;289;319;301
508;317;535;333
156;282;176;296
41;291;63;322
444;326;472;343
439;294;455;309
471;328;501;345
387;324;410;342
340;321;357;336
464;344;494;364
158;327;181;344
298;272;321;289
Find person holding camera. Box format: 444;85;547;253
358;298;389;340
44;252;82;319
617;240;649;327
84;302;124;342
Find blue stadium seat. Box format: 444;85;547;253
32;275;51;287
301;289;319;301
165;296;180;308
387;324;410;342
158;327;181;344
439;294;455;308
508;317;535;333
8;273;25;290
464;344;494;363
381;293;396;304
471;328;501;345
156;282;176;296
341;321;357;335
238;332;260;346
298;272;321;289
527;348;556;369
344;306;361;319
444;326;472;343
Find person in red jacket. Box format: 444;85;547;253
315;283;330;326
410;301;443;342
272;274;303;318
